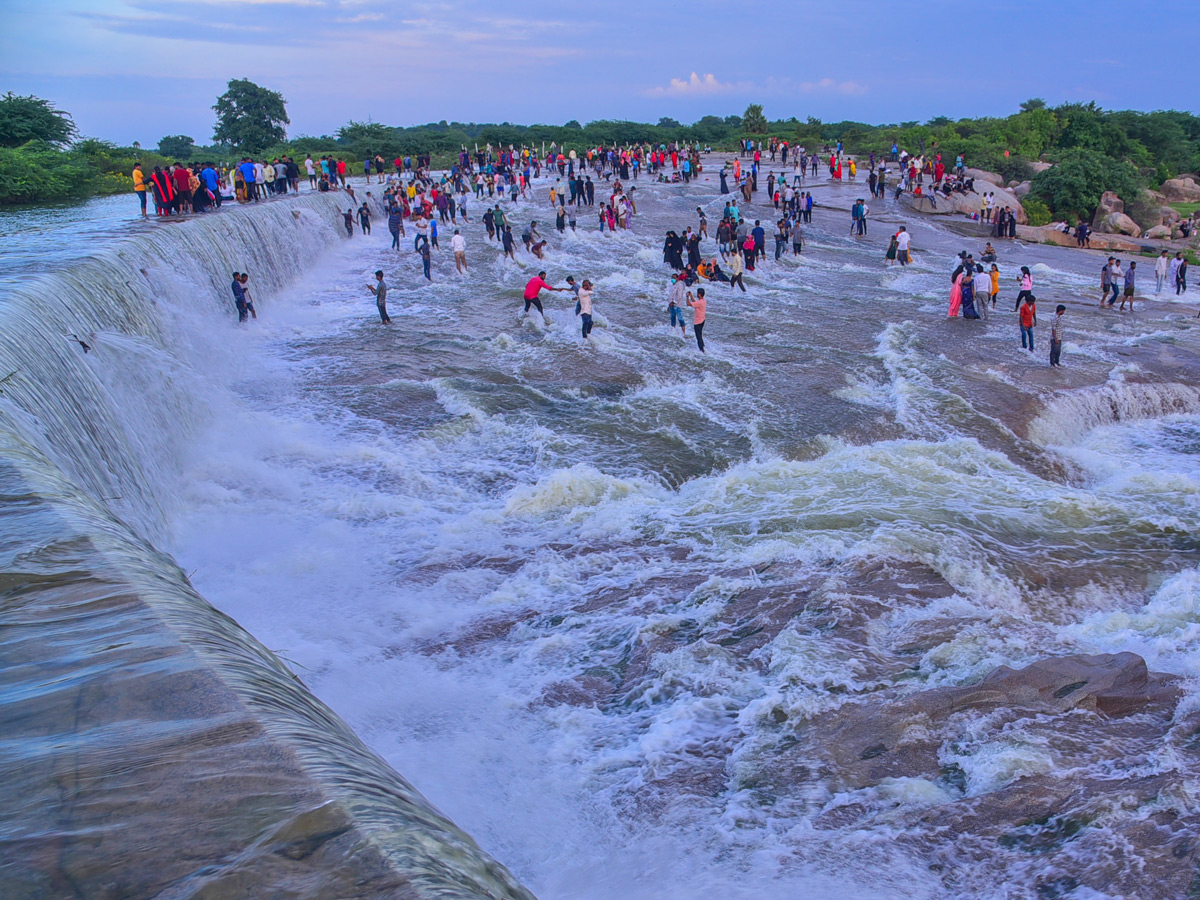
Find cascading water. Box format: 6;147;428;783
0;192;537;900
3;166;1200;900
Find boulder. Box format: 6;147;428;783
1029;161;1053;173
1098;211;1142;237
1012;181;1032;197
1145;225;1172;240
965;167;1002;184
1160;176;1200;202
1095;190;1124;217
805;653;1179;791
1162;205;1182;224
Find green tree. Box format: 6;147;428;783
157;134;196;159
212;78;289;155
1030;148;1143;219
657;117;681;129
0;92;77;148
1019;98;1047;112
742;104;767;134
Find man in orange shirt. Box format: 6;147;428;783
132;162;148;216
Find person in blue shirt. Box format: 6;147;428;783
230;272;248;322
238;159;257;202
751;220;766;262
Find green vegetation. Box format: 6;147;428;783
4;90;1200;218
212;78;289;155
1171;202;1200;217
157;134;196;159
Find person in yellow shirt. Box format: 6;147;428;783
132;162;148;217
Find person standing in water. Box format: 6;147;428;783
1049;304;1066;366
451;229;467;273
522;271;564;323
367;270;391;323
1019;293;1037;352
686;286;707;353
577;279;595;339
230;272;248;323
667;275;687;336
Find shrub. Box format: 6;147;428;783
1021;197;1052;226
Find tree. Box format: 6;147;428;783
564;119;582;130
1030;148;1143;219
0;92;77;148
1020;98;1047;112
157;134;196;159
742;104;767;134
212;78;289;155
657;117;681;129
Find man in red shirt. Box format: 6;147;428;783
522;271;563;322
336;158;347;185
171;163;193;213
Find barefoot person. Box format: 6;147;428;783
686;286;707;353
367;269;391;323
577;279;595;340
522;270;564;324
451;229;467;273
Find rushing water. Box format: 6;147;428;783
2;166;1200;899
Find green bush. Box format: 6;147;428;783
1021;197;1052;226
1030;148;1143;219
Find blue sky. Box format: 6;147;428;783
3;0;1198;146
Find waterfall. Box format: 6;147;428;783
0;193;537;900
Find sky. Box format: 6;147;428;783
3;0;1198;147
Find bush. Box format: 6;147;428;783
1030;148;1143;219
1022;197;1052;226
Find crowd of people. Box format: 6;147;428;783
159;136;1194;358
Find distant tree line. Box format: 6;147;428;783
3;82;1199;222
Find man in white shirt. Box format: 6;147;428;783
305;156;316;188
1107;259;1123;307
896;227;911;265
1155;249;1170;294
450;229;467;273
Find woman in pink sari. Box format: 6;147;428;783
948;271;963;317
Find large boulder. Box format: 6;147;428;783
1012;181;1032;197
1098;211;1142;237
805;653;1178;792
1161;176;1200;202
1029;161;1053;173
1145;225;1172;240
965;167;1002;184
1162;205;1182;224
1095;190;1124;217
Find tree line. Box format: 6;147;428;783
2;81;1198;222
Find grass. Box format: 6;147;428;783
1170;202;1200;217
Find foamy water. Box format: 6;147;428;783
2;166;1198;899
134;173;1200;898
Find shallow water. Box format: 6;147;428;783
3;166;1200;899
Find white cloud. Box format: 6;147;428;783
337;12;383;22
798;77;868;95
648;72;749;97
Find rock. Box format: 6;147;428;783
1145;225;1172;240
1162;205;1182;224
1160;176;1200;202
1095;190;1125;218
965;167;1003;184
1099;211;1142;238
1013;181;1032;197
1017;224;1142;252
1029;161;1053;173
802;653;1178;792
